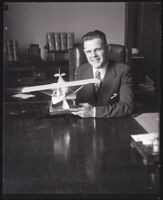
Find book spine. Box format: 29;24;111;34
13;40;18;61
6;40;14;61
67;32;74;49
61;32;67;51
54;32;61;51
46;32;55;51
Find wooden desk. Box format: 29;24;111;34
2;106;160;197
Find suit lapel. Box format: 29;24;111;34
81;64;96;104
97;61;118;105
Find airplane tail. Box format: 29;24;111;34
54;69;66;77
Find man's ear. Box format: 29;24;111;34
83;49;86;54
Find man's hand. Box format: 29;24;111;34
72;103;95;118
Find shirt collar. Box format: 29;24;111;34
92;61;108;78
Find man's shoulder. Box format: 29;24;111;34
111;61;131;73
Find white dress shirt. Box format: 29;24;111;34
92;62;108;81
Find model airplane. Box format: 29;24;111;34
21;70;100;111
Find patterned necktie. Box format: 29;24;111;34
94;70;102;94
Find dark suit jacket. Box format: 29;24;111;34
75;60;134;118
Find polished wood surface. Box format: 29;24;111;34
2;117;160;196
2;93;160;197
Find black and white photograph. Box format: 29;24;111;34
2;2;161;199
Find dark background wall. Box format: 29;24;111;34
125;2;161;88
3;2;125;59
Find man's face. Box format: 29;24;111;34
84;38;108;69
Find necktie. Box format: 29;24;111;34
94;70;102;94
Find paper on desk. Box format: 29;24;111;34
12;93;36;99
134;113;159;133
131;133;159;145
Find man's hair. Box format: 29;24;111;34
82;30;107;47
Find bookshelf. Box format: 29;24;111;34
4;32;76;89
4;49;76;89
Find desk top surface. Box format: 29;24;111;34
2;91;160;197
3;113;160;196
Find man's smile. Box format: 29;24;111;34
91;58;101;62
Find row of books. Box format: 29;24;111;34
46;32;75;51
4;40;19;61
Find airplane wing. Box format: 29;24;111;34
22;78;100;93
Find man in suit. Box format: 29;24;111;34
72;30;134;118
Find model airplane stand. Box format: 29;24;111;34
48;99;79;115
